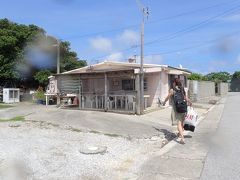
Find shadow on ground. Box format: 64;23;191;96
153;127;177;141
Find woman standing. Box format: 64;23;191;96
163;78;192;144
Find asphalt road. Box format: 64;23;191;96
201;92;240;180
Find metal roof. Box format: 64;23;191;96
60;61;168;75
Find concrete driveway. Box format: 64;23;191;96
0;102;209;139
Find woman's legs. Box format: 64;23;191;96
177;120;185;143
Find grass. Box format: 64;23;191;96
0;103;13;109
0;116;25;122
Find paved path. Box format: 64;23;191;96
137;96;226;179
200;92;240;180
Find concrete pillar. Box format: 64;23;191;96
104;73;108;111
135;74;140;115
57;95;61;106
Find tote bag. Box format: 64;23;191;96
184;107;198;132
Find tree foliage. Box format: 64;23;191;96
188;73;207;81
34;70;52;86
230;71;240;92
231;71;240;80
60;41;87;72
204;72;231;82
0;18;44;80
0;18;87;88
188;72;232;82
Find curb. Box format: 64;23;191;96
153;102;218;157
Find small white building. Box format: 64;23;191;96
3;88;20;103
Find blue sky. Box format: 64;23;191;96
1;0;240;73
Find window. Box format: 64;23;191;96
9;90;18;99
9;90;14;98
184;76;187;87
14;90;18;98
144;78;148;91
122;79;135;91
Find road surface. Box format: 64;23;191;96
201;92;240;180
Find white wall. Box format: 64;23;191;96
143;71;170;107
3;88;20;103
144;72;161;107
160;71;169;105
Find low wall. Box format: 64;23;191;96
188;80;215;102
218;82;229;96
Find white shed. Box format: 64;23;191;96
3;88;20;103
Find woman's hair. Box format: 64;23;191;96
173;78;182;88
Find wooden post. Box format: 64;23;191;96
45;95;48;106
104;73;108;111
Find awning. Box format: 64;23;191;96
134;67;162;74
168;69;191;76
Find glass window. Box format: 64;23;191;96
122;79;135;91
144;78;148;91
14;90;18;98
9;90;14;98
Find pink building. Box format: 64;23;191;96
46;61;191;114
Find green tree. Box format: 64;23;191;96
204;72;231;82
188;73;206;81
230;71;240;91
0;18;87;88
0;18;44;80
60;41;87;72
232;71;240;80
34;70;52;86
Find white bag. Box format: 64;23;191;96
184;106;198;132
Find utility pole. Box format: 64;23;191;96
46;34;61;74
57;39;60;74
136;0;149;114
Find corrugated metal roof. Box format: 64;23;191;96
61;61;167;75
58;61;191;75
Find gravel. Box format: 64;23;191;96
0;121;169;179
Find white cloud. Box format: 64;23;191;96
118;30;139;45
89;29;139;61
89;36;112;52
106;52;123;61
142;55;164;64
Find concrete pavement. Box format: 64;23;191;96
200;92;240;180
137;96;226;179
0;99;212;139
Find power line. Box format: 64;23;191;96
147;0;239;24
62;0;239;40
144;4;240;46
91;4;240;61
144;30;240;56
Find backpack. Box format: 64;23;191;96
173;87;187;113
